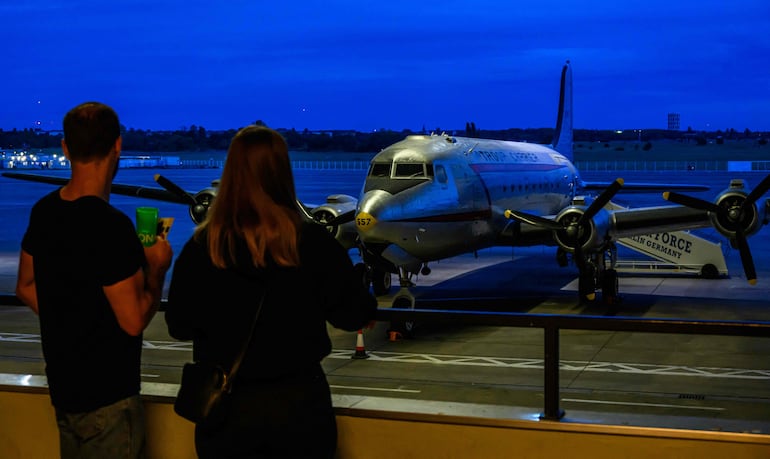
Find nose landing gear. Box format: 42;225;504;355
388;267;419;339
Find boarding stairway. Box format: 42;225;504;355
607;202;728;278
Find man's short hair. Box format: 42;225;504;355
63;102;121;162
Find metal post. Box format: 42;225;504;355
540;325;565;420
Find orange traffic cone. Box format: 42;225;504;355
351;329;369;359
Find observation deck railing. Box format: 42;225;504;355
1;294;768;423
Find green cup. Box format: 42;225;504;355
136;207;159;247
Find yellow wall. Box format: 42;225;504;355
0;391;197;459
1;390;769;459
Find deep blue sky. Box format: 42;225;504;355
4;1;769;133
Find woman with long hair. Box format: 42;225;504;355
165;125;377;458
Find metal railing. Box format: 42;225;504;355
375;308;770;421
2;293;768;422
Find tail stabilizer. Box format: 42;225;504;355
550;60;573;161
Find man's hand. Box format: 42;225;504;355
145;235;173;274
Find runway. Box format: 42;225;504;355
0;168;769;434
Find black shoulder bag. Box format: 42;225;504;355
173;293;265;425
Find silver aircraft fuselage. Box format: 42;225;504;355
355;134;579;267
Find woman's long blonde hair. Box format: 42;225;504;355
195;125;301;268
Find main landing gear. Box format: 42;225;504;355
576;243;620;306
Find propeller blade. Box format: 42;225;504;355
573;238;585;269
734;228;757;285
324;209;356;227
742;173;770;207
504;209;562;230
581;178;623;222
662;191;722;213
297;200;317;223
154;174;197;206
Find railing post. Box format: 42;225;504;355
540;325;565;420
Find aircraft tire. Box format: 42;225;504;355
700;264;720;279
372;268;392;296
602;268;619;306
578;264;598;302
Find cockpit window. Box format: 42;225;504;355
363;161;434;194
394;162;431;179
368;162;391;178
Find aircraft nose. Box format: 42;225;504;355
356;211;377;231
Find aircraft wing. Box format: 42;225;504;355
2;171;358;246
2;172;191;204
580;180;709;192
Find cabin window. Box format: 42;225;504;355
435;165;447;183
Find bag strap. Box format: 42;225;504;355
223;291;265;391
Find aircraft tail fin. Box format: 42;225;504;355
550;61;573;161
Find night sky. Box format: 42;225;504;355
4;0;769;133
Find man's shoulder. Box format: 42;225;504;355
32;188;62;207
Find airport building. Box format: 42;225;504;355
0;152;181;169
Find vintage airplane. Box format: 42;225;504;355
310;61;770;309
3;62;770;314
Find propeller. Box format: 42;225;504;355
505;178;624;301
663;173;770;285
154;174;211;223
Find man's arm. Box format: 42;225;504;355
16;250;38;314
104;237;172;336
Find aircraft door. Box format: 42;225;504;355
451;164;488;211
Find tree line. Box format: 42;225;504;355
1;123;765;154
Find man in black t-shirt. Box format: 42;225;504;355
16;101;173;459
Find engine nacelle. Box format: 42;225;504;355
710;179;766;239
310;194;359;250
552;206;611;254
189;187;217;224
